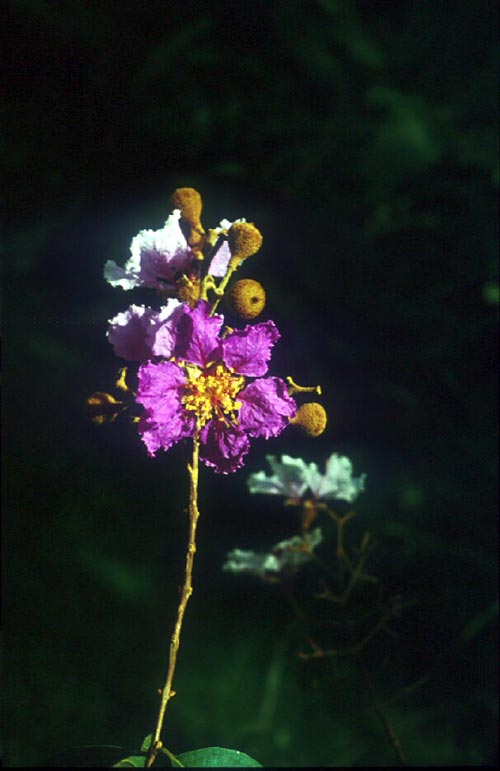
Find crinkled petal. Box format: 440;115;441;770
208;240;231;277
247;454;312;497
147;300;185;357
222;321;280;376
107;304;161;362
133;211;193;285
175;300;224;367
104;260;142;290
104;210;193;290
206;218;245;277
136;359;186;414
136;413;168;457
308;453;366;501
136;361;194;456
199;420;250;474
238;377;297;439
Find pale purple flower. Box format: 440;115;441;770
136;300;297;473
104;210;240;292
107;299;183;362
248;453;366;502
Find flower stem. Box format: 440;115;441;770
146;436;201;768
209;259;239;315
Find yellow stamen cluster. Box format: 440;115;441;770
226;278;266;319
182;363;245;429
227;222;263;263
290;402;328;437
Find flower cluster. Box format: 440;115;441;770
223;452;366;580
89;188;326;473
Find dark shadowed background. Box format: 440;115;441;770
3;0;498;766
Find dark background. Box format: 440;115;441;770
3;0;498;766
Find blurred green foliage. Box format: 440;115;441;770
3;0;498;766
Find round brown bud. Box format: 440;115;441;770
227;222;263;261
226;279;266;319
171;187;203;227
291;403;327;437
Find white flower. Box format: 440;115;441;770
247;453;366;503
223;528;323;579
247;454;317;498
307;454;366;502
104;212;247;291
104;210;193;291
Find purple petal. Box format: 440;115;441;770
222;320;280;376
136;413;169;457
136;361;194;455
199;420;250;474
207;218;245;277
147;300;185;357
175;300;224;368
137;360;186;413
238;377;297;439
208;240;231;277
107;304;159;362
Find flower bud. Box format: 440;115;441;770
226;279;266;319
290;402;327;437
87;392;123;424
227;222;263;262
171;187;203;228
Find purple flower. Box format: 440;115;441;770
136;300;297;473
104;210;238;292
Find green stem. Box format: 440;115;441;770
146;437;201;767
209;259;239;315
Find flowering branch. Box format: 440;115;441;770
88;189;328;767
146;435;200;768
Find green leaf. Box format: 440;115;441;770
177;747;262;767
139;735;259;767
112;751;173;768
113;755;147;767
